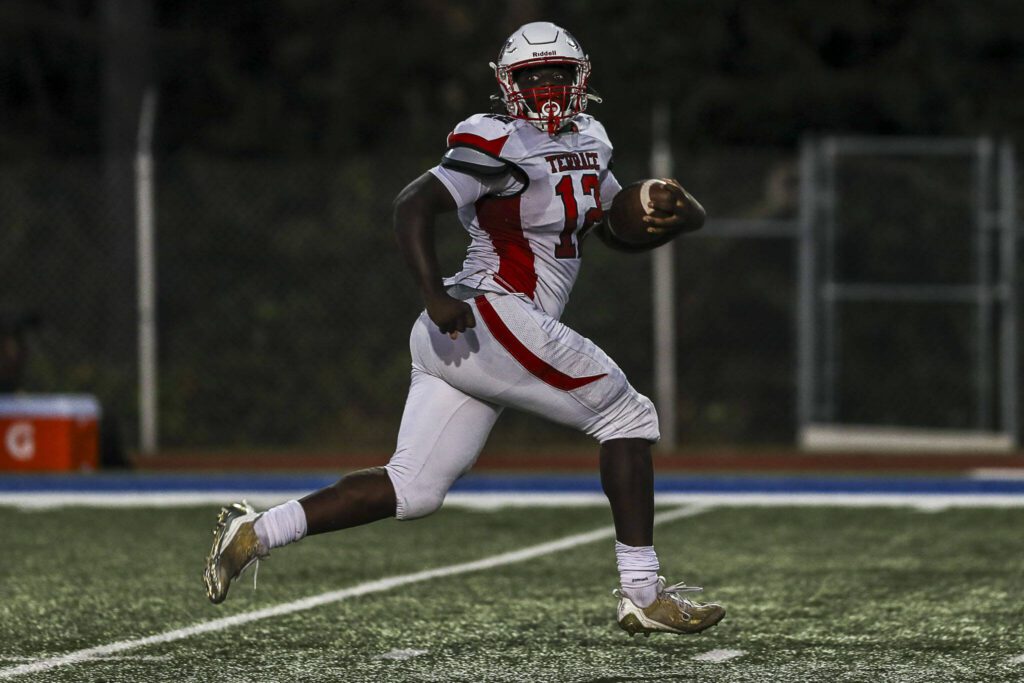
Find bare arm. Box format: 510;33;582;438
393;172;476;339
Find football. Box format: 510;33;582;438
605;179;688;248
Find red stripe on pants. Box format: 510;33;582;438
475;295;607;391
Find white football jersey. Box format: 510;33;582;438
429;113;621;319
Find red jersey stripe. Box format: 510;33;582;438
447;132;511;157
475;295;607;391
475;195;537;299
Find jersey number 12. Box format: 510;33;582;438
554;173;602;259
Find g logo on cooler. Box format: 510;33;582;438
5;421;35;461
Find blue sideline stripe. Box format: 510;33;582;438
0;473;1023;495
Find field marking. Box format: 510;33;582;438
376;649;429;661
2;492;318;510
0;656;171;663
4;491;1024;511
76;655;174;662
0;504;708;680
971;468;1024;480
692;649;745;663
448;493;1024;511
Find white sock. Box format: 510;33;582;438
615;541;660;608
254;499;308;550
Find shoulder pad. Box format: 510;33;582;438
574;115;613;150
440;146;511;177
446;114;518;157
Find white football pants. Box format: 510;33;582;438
385;292;660;519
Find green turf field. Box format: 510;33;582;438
2;504;1023;682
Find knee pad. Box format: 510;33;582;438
594;390;661;444
385;463;447;520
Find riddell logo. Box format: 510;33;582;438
5;421;35;461
532;50;556;57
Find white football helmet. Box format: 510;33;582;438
490;22;600;135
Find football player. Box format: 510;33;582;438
204;21;724;636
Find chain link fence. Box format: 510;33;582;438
797;139;1020;448
827;150;981;430
13;144;998;453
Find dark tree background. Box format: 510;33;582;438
3;0;1023;158
2;0;1022;450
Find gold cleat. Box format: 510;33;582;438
615;577;726;635
203;501;268;604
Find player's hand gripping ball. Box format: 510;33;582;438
606;179;701;249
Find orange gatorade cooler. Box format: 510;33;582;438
0;395;101;471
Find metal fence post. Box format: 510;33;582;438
975;137;994;430
999;140;1019;444
796;136;818;434
651;103;676;450
136;88;159;455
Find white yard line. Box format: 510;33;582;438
2;492;317;510
375;649;429;661
450;492;1024;510
4;491;1024;511
0;504;708;680
0;656;171;664
970;468;1024;480
692;649;745;663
